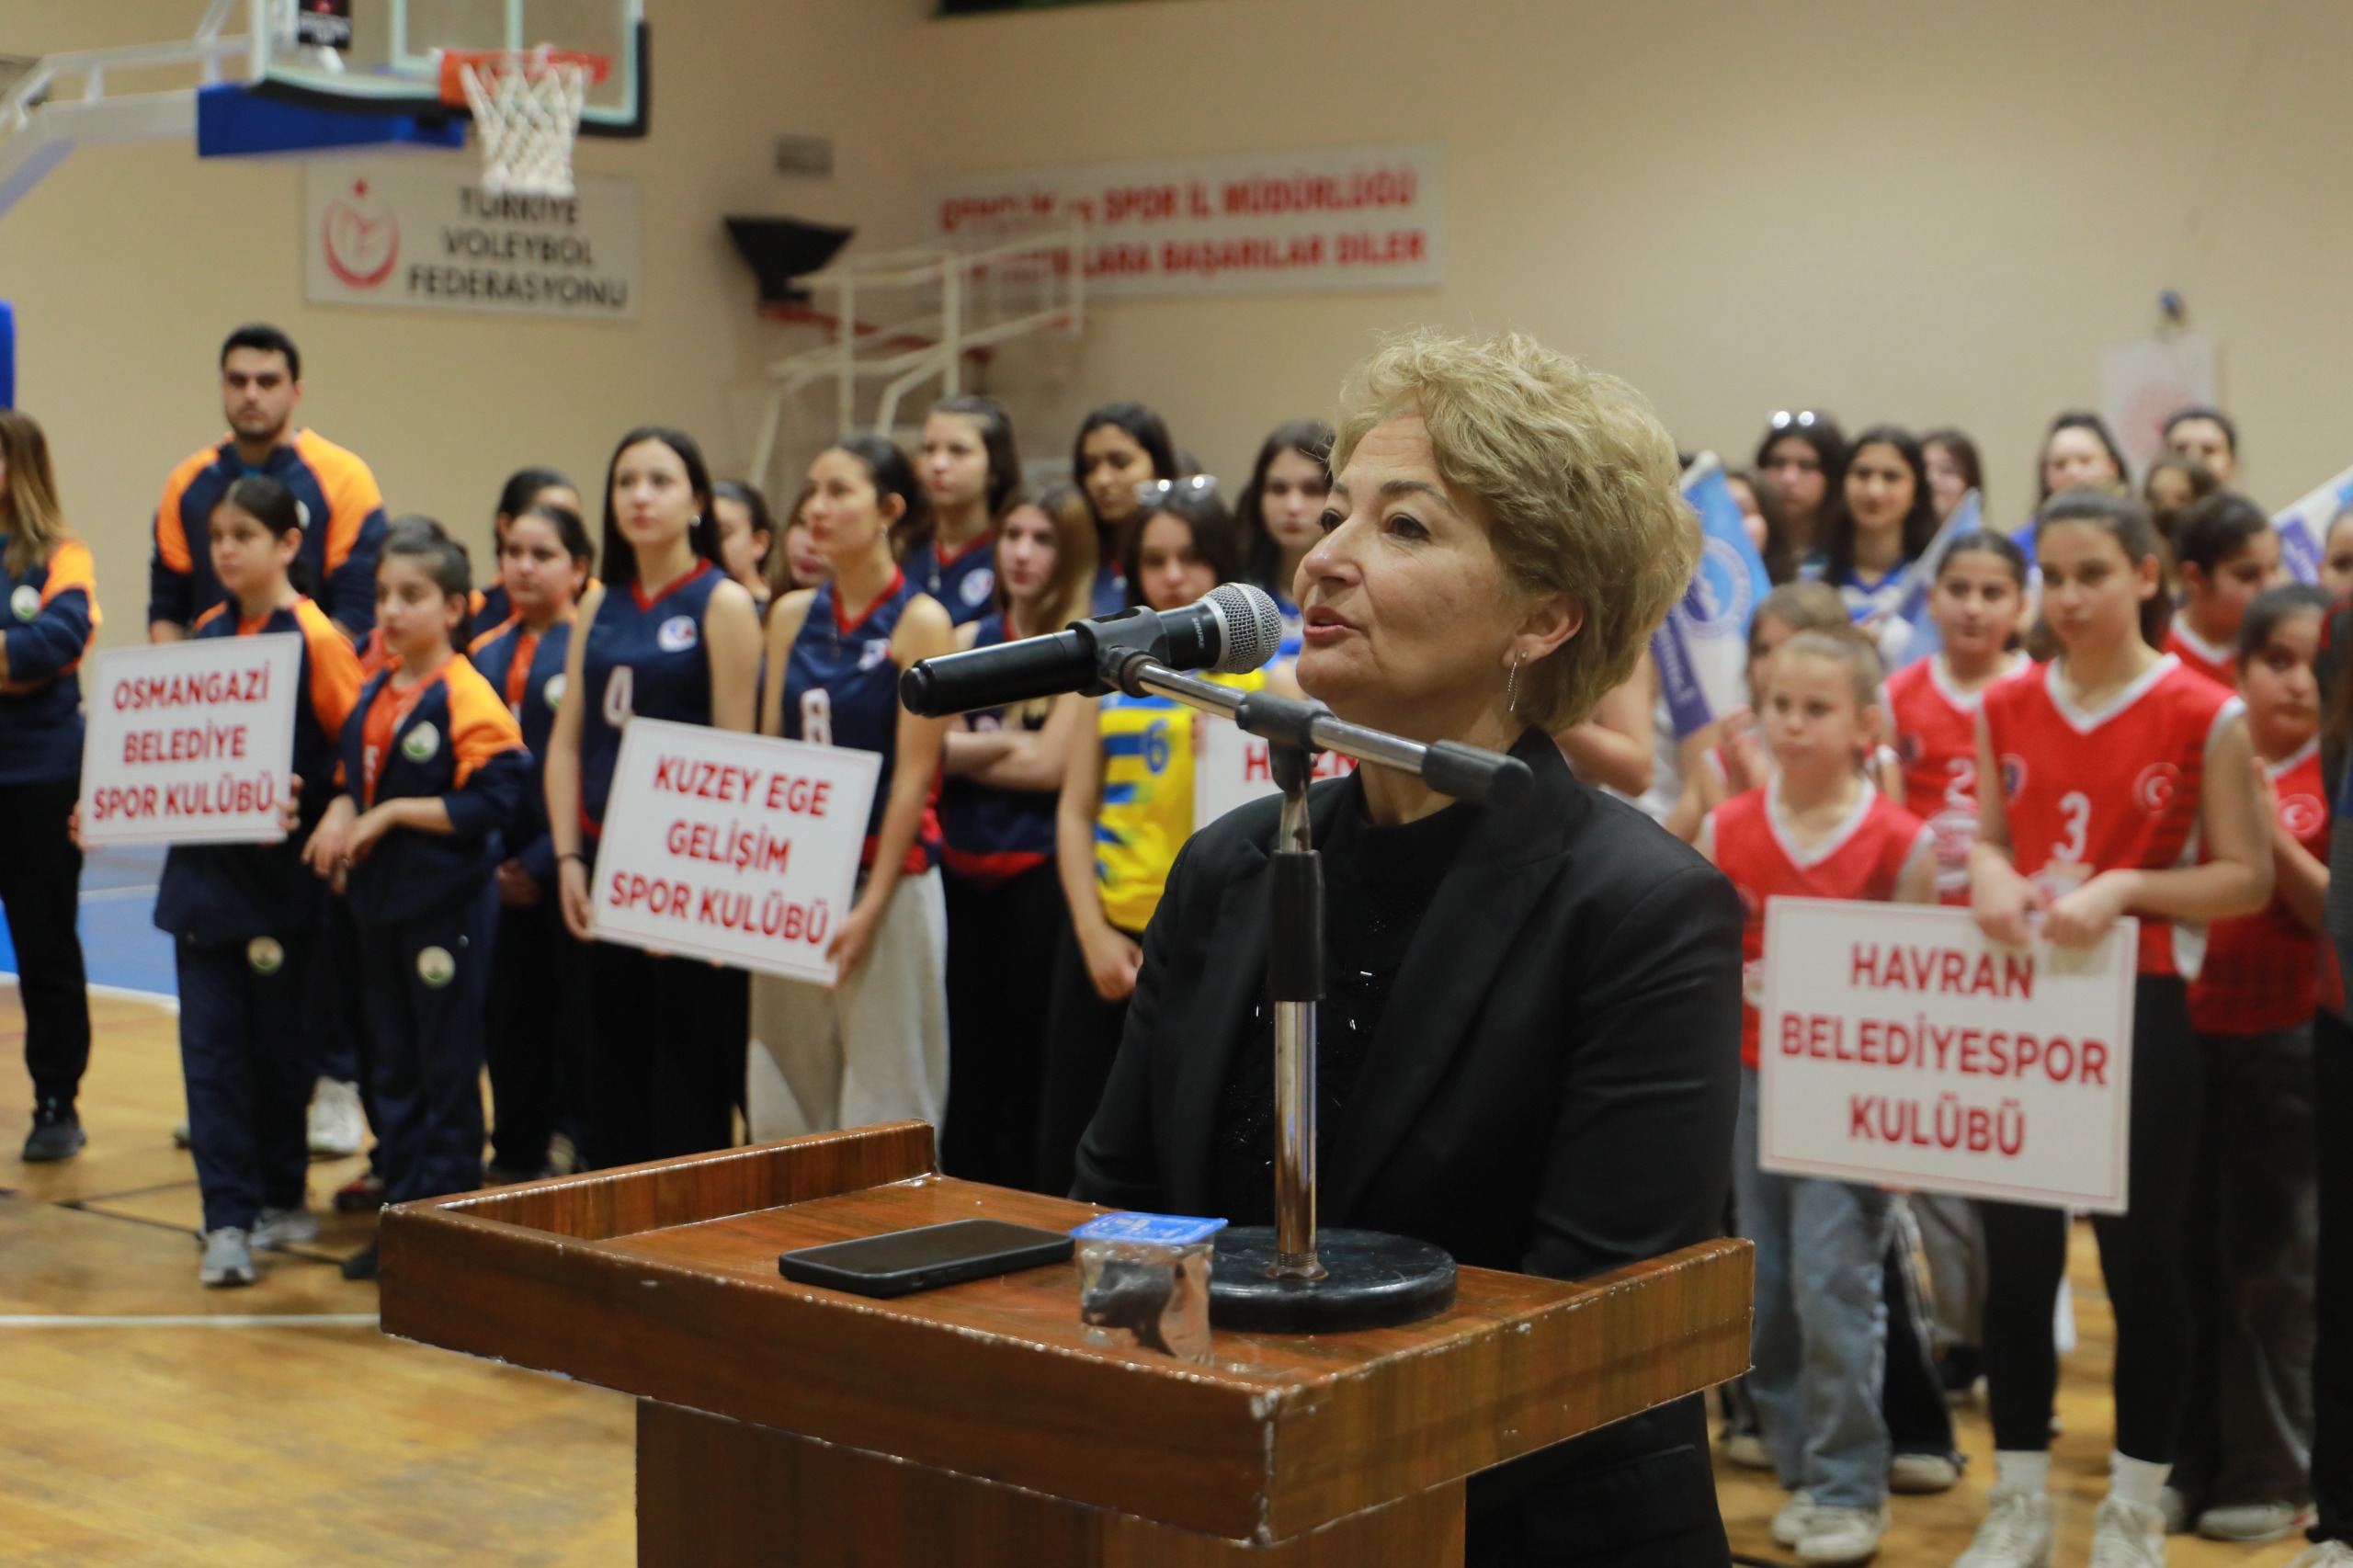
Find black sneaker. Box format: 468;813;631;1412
22;1099;85;1163
339;1239;380;1281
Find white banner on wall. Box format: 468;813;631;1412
923;142;1445;299
588;720;878;986
78;635;302;847
2099;332;2217;477
1759;899;2138;1213
303;160;639;321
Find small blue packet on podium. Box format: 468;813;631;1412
1071;1212;1225;1362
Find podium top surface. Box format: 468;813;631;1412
381;1122;1749;1545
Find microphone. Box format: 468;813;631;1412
900;582;1285;719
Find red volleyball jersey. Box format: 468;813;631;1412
1983;653;2243;978
1710;782;1932;1069
2189;741;2339;1031
2165;624;2236;690
1886;655;2022;905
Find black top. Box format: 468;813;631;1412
1074;728;1743;1562
1210;781;1477;1225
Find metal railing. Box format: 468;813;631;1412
747;228;1086;492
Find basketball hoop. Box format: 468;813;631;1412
437;47;610;199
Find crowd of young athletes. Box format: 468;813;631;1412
0;325;2346;1568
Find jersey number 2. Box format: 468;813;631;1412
801;688;833;747
2052;790;2090;862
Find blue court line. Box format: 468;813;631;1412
0;845;176;1000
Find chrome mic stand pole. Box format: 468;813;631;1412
1266;742;1325;1281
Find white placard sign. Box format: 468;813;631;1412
1758;899;2138;1212
303;160;640;321
78;634;302;847
589;719;879;984
1192;719;1357;829
923;142;1445;299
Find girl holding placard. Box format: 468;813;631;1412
749;436;955;1141
545;429;764;1170
935;488;1097;1187
470;500;594;1181
153;473;362;1286
0;409;99;1164
2171;584;2332;1541
1964;488;2272;1568
304;521;528;1281
1701;626;1937;1568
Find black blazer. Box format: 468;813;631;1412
1074;729;1743;1564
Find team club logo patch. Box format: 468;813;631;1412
401;722;440;764
1998;754;2028;799
294;499;312;530
1898;731;1924;767
9;584;39;621
656;615;699;653
959;569;995;608
415;946;457;988
2280;792;2326;839
542;673;567;711
245;937;285;974
858;639;892;672
2133;762;2182;814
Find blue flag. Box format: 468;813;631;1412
2273;463;2353;585
1653;454;1774;738
1883;489;1983;670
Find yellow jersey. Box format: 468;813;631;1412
1092;667;1267;933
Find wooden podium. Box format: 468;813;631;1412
380;1122;1751;1565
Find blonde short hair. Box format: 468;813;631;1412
1329;330;1697;729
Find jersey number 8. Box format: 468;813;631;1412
801;687;833;747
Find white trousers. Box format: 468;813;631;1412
746;869;949;1140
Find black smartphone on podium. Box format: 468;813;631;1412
778;1220;1074;1299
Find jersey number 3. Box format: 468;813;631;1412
800;687;833;747
2052;790;2091;863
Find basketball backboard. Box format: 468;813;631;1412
247;0;645;135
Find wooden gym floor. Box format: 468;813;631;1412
0;983;2321;1566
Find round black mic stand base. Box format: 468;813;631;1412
1207;1228;1457;1333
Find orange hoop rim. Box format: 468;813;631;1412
436;48;612;108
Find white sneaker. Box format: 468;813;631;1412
1725;1430;1774;1470
1799;1506;1890;1566
2089;1497;2166;1568
199;1227;256;1288
252;1204;318;1250
307;1078;365;1158
2197;1501;2313;1543
2288;1542;2353;1568
1773;1490;1819;1549
1954;1485;2053;1568
1892;1451;1962;1494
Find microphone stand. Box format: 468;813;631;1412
1099;650;1532;1333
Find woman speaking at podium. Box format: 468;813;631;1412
1074;332;1744;1567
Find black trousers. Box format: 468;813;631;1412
357;883;498;1206
0;778;90;1106
939;863;1066;1191
584;943;746;1170
176;933;311;1232
1885;1229;1959;1458
2315;995;2353;1545
1464;1397;1728;1567
1035;922;1136;1198
2175;1023;2318;1510
1979;974;2201;1459
484;894;590;1172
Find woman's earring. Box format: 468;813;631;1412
1506;650;1526;716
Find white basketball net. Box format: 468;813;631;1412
456;50;590;199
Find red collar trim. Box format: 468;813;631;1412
937;531;995;569
834;567;906;636
631;557;712;612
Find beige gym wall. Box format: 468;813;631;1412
5;0;2348;649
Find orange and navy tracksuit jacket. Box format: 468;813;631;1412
148;430;388;636
0;536;100;786
337;655;530;927
153;597;365;943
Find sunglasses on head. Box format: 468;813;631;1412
1768;410;1824;431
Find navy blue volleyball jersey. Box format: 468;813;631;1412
938;614;1059;887
578;561;723;831
153;597;365;943
469;612;573;882
904;534;998;626
782;568;940;872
